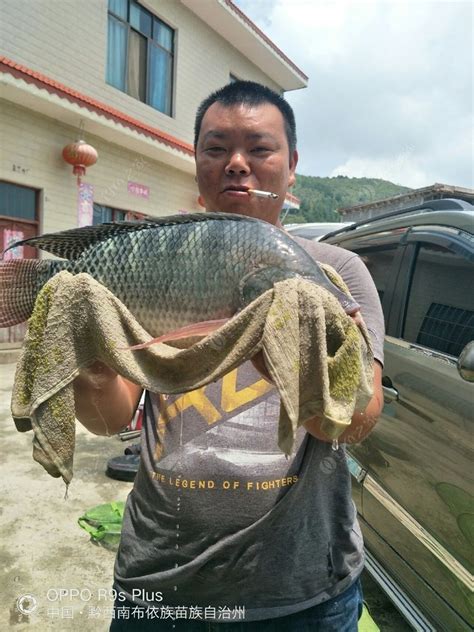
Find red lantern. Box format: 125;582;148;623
62;140;98;184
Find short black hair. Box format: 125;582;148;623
194;80;297;155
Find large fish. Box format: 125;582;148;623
0;212;359;339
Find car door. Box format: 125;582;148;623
352;226;474;630
333;229;407;511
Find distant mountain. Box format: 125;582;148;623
286;175;411;223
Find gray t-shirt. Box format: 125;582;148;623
113;239;384;621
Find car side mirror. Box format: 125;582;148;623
457;341;474;382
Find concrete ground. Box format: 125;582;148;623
1;360;132;631
1;359;409;631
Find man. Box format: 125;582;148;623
74;81;384;630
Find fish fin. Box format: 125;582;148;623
125;318;230;350
315;270;360;315
144;211;260;225
3;222;151;260
5;212;260;260
0;260;40;326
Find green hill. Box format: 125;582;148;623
286;175;411;224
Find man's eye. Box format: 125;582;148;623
252;147;272;154
205;146;225;153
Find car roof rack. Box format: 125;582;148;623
321;198;473;241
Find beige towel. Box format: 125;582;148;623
11;269;374;487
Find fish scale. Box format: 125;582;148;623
0;212;360;333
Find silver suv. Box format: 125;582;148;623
319;199;474;631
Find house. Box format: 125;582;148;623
0;0;307;347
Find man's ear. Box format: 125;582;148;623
288;149;298;187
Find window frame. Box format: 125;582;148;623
342;224;474;351
395;227;474;359
106;0;175;116
0;180;40;226
334;228;408;336
92;203;145;225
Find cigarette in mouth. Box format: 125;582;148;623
248;189;279;200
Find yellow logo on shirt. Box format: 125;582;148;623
154;368;273;459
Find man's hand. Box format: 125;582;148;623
73;361;143;436
75;360;121;388
349;310;364;327
251;310;366;383
250;309;383;444
304;361;383;444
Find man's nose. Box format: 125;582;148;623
225;152;250;176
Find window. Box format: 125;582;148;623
356;246;398;326
92;204;145;224
93;204;127;224
107;0;174;115
0;181;37;221
403;243;474;357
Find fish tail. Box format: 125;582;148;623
0;259;41;326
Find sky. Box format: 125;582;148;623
234;0;473;189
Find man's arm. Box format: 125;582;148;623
303;360;383;444
73;361;143;436
253;352;383;444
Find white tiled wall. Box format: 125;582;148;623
1;100;200;237
1;0;281;146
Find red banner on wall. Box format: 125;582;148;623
3;229;24;260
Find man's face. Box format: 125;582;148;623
195;102;298;225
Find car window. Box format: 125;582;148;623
355;246;398;326
403;242;474;357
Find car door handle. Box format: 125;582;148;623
383;386;399;403
382;377;399;403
